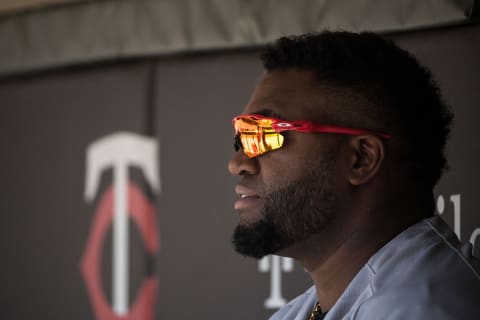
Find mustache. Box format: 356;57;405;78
236;176;266;197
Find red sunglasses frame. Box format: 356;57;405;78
233;114;392;139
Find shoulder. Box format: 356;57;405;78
352;216;480;320
353;285;480;320
368;216;480;287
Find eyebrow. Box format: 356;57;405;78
249;108;284;119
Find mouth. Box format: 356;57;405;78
234;185;262;210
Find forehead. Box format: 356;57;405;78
243;69;334;121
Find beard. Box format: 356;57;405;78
232;157;336;259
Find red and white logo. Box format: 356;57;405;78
80;132;160;320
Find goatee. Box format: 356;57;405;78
232;158;336;259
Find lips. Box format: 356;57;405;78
234;185;261;210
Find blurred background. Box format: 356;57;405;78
0;0;479;319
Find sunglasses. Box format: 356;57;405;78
233;114;392;158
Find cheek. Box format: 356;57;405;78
259;156;307;192
257;134;340;191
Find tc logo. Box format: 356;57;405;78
259;255;294;309
80;132;160;320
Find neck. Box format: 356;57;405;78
284;200;428;312
307;221;398;311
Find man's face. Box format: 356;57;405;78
228;69;344;259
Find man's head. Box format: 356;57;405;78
228;31;453;259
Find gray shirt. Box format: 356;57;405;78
269;216;480;320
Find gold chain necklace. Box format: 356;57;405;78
308;302;322;320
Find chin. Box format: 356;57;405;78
237;211;264;226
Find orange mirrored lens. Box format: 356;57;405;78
234;116;284;157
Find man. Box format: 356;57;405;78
228;31;480;320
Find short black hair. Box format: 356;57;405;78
261;31;453;189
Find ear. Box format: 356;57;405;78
347;135;385;186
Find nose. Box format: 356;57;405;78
228;149;260;176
